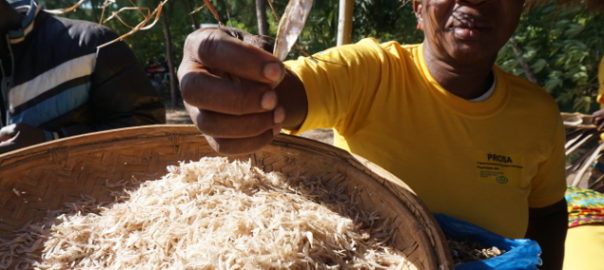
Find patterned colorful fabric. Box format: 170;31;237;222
565;186;604;228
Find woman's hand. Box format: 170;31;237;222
177;27;287;155
592;109;604;131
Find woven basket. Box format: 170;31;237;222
0;125;452;269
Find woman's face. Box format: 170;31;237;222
414;0;524;64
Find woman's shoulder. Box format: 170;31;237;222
496;68;561;123
320;38;419;62
497;67;556;104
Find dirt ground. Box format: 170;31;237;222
166;109;334;145
166;109;193;125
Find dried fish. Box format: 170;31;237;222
448;238;506;265
0;157;411;269
273;0;314;61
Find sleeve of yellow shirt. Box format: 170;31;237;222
284;39;402;136
597;57;604;106
528;116;567;208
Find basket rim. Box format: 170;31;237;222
0;125;453;269
0;124;197;165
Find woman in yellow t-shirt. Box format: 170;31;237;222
567;57;604;270
177;1;568;268
563;187;604;270
591;57;604;128
596;57;604;108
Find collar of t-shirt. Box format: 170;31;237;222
469;78;496;102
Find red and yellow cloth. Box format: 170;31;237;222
563;187;604;270
565;186;604;228
566;58;604;270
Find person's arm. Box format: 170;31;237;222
57;28;166;137
592;109;604;131
525;112;568;270
177;27;307;154
525;199;568;270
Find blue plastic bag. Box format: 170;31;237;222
434;214;542;270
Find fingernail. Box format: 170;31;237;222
274;106;285;124
263;62;283;82
273;125;281;136
261;91;277;110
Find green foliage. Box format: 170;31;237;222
497;1;604;113
279;0;422;59
39;0;193;64
36;0;604;113
353;0;422;44
293;0;337;55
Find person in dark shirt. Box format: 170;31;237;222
0;0;165;154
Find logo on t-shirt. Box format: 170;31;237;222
487;153;513;163
476;152;523;186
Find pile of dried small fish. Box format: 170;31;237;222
448;239;506;265
0;157;413;269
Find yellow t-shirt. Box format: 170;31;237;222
597;57;604;108
284;38;566;238
563;225;604;270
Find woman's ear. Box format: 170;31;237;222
412;0;423;29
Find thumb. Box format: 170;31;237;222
263;62;285;89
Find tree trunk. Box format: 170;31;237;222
161;3;178;108
217;0;231;23
90;0;100;23
184;0;199;30
255;0;268;36
337;0;353;46
509;39;539;85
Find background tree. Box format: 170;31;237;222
255;0;267;36
38;0;604;113
498;2;604;113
